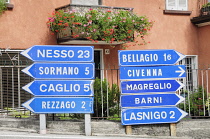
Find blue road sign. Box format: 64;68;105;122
120;65;186;80
22;63;95;79
121;107;188;125
120;93;185;107
22;80;94;96
21;45;94;62
22;97;94;114
121;80;185;94
118;49;185;66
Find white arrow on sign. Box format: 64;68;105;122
21;47;33;61
175;94;185;105
22;98;35;113
175;51;186;64
175;66;185;77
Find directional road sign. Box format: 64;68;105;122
121;80;185;94
22;97;94;114
120;93;185;107
118;49;185;66
22;63;95;79
21;45;94;62
120;65;186;80
22;80;94;96
121;107;188;125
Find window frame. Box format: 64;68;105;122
178;55;198;92
71;0;102;5
166;0;188;11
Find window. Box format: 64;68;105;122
71;0;102;5
179;56;198;92
166;0;188;11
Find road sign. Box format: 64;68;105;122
22;80;94;96
119;65;186;80
21;45;94;62
121;80;184;94
118;49;185;66
22;97;94;114
120;93;185;107
121;107;188;125
22;63;95;79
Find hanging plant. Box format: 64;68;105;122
0;0;6;15
47;8;153;48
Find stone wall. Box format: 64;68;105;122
0;118;210;138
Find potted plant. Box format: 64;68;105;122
0;0;6;15
201;2;210;15
179;87;208;117
47;8;153;48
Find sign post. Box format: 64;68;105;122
118;49;187;135
121;107;187;125
21;45;94;135
40;114;46;134
118;49;185;66
121;80;184;94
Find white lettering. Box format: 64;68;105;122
126;69;162;78
38;67;80;76
41;101;77;109
39;83;82;93
126;111;169;121
125;82;172;91
121;53;159;63
37;49;78;59
134;97;163;104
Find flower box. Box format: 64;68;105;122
47;4;153;46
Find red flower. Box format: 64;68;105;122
73;22;81;25
64;23;68;27
111;38;115;41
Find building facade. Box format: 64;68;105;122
0;0;210;117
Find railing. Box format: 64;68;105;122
54;4;133;44
178;66;210;118
0;51;210;120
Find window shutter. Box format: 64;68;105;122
166;0;177;10
178;0;188;11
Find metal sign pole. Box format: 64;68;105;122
40;114;46;134
85;114;91;136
